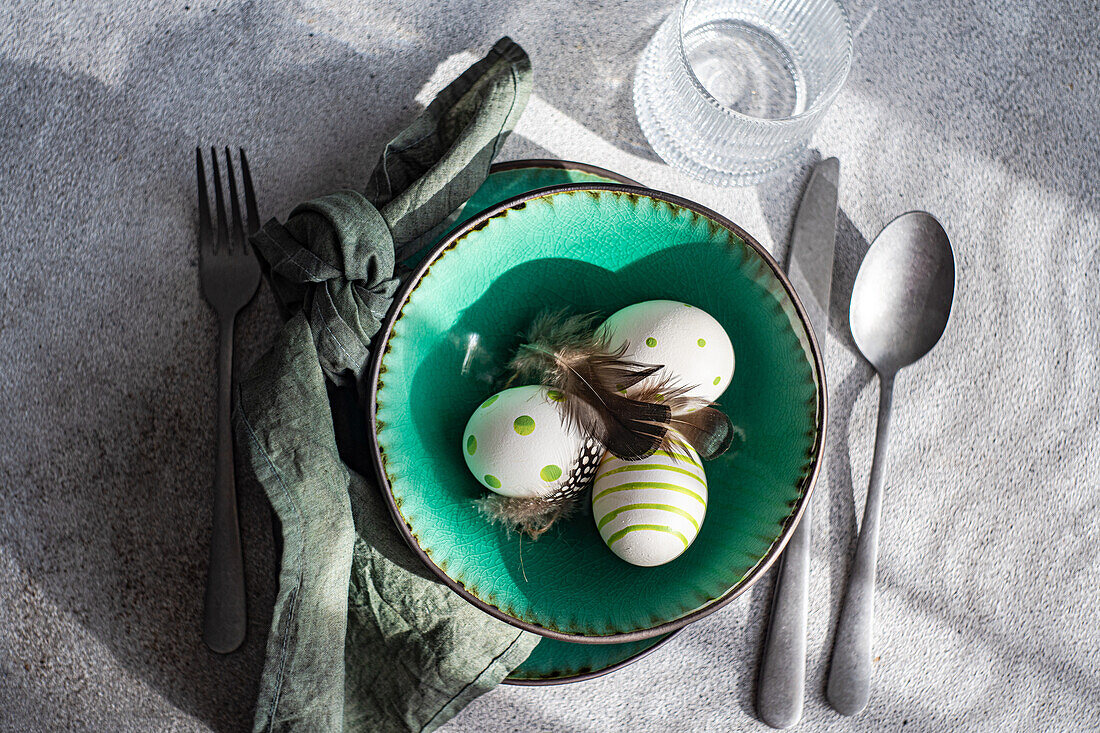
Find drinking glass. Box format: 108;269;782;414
634;0;852;186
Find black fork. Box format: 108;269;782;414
196;147;261;653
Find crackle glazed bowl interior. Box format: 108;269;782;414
368;183;825;642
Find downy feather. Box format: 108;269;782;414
475;494;578;540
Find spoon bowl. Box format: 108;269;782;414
849;212;955;375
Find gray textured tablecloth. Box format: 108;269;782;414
1;0;1097;731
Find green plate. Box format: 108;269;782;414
369;181;825;643
506;633;671;685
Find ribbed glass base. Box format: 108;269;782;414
634;0;850;187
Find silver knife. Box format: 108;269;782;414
756;157;839;729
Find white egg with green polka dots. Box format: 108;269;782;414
462;385;587;498
599;300;735;402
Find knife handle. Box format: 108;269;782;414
757;502;811;728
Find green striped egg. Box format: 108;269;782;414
591;434;707;567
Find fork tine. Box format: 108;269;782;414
210;146;228;254
224;147;245;252
239;148;259;236
196;147;212;255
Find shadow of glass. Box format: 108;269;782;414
526;6;668;164
613;17;668;163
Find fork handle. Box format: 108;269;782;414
203;318;246;653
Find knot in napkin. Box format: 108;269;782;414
248;34;533;387
251;190;398;385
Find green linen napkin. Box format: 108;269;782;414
233;38;540;733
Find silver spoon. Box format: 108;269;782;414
827;211;955;716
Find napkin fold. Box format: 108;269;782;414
233;38;540;733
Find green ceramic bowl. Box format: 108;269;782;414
369;183;825;643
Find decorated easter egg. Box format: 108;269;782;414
600;300;734;402
462;385;597;498
591;433;708;567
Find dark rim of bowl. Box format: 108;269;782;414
487;158;642;187
503;629;679;686
367;182;828;644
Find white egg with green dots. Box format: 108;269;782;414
592;433;708;567
600;300;734;402
462;385;587;498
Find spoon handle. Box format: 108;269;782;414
827;373;894;715
757;501;810;728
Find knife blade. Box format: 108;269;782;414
787;158;839;344
756;157;839;729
